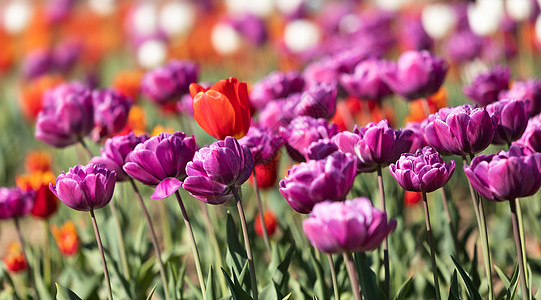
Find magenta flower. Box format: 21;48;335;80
90;132;149;182
305;139;339;161
238;126;284;165
0;187;35;219
183;137;254;205
464;145;541;201
279;152;356;214
463;66;510;106
513;114;541;152
22;49;54;80
405;121;429;153
35;83;94;148
389;146;455;193
141;60;199;105
249;71;304;111
280;116;338;161
303;197;397;253
424;105;498;156
91;89;133;142
294;82;337;119
500;79;541;116
50;164;116;211
124;132;196;199
381;50;448;101
340;58;393;101
486;99;530;145
332;120;413;173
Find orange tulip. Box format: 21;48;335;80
25;150;52;173
190;77;251;140
51;221;80;256
16;170;58;219
3;243;27;273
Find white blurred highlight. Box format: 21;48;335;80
3;0;33;34
506;0;533;22
283;19;321;54
421;4;456;40
89;0;116;16
211;23;241;55
468;0;505;36
225;0;274;18
159;1;195;36
137;40;167;69
132;3;159;36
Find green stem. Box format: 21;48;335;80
510;199;530;300
129;180;169;300
343;252;362;300
252;168;271;253
14;218;35;299
78;138;94;159
231;187;258;300
376;167;390;299
109;199;130;280
462;156;494;300
158;199;173;251
515;198;529;289
43;219;51;288
89;209;113;300
200;202;228;296
422;192;441;300
440;187;461;259
174;191;206;300
327;254;340;300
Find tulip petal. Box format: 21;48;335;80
193;91;236;140
151;177;182;199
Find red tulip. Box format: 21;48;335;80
190;77;251;140
3;242;27;273
254;211;278;238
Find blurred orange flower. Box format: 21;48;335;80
51;221;79;256
25;150;52;173
117;105;147;136
112;70;144;101
20;75;64;121
16;170;58;219
151;125;174;137
405;87;448;124
3;242;27;273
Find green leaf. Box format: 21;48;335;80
308;250;329;300
260;282;281;300
506;265;519;300
226;212;248;278
448;271;460;300
221;267;253;300
206;266;216;300
55;283;82;300
282;293;293;300
145;285;157;300
355;252;385;300
272;244;295;293
394;277;413;300
451;256;482;300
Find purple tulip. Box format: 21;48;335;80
90;132;150;182
294;82;337;119
42;81;88;107
305;139;338;161
22;49;54;80
280;116;339;161
381;50;448;101
340;58;394;102
513;114;541;152
464;145;541;201
124;132;196;199
53;39;81;74
229;14;267;46
183;137;254;205
238;126;284;165
445;30;483;64
249;71;305;111
258;98;297;133
332;120;413;173
405;121;429;153
302;197;396;253
279;151;356;214
141;60;199;105
463;66;510;106
303;48;369;86
44;0;75;24
400;16;434;51
0;187;35;219
91;89;133;142
500;79;541;116
35;83;94;148
389;146;455;193
176;94;195;116
424;105;498;156
50;164;116;211
486;99;530;145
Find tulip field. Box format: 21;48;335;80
4;0;541;300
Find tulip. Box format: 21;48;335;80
123;132;196;199
294;82;337;119
0;187;35;219
16;171;58;219
303;197;397;253
91;89;133;142
340;58;394;101
424;105;498;156
306;139;339;161
254;211;277;238
513;114;541;152
500;79;541;116
381;50;448;101
279;151;357;214
252;159;279;189
51;221;80;256
141;60;199;105
90;132;149;182
50;164;116;211
390;146;455;193
486;99;530;145
249;71;304;111
112;69;144;101
53;39;81;74
25;150;52;173
20;75;64;121
405;121;429;153
3;242;27;273
190;77;251;140
333;120;413;173
280;116;338;161
22;49;54;80
238;126;284;165
35;83;94;148
463;66;510;106
445;30;483;64
404;190;422;206
258;99;296;133
183;136;254;205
